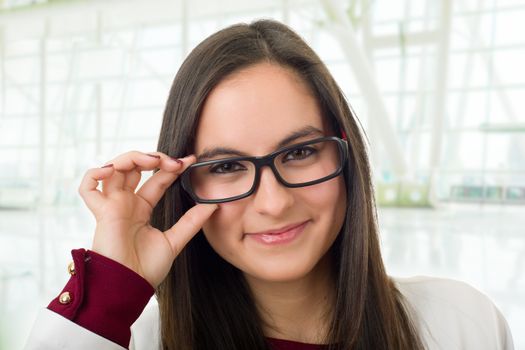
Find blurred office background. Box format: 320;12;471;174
0;0;524;348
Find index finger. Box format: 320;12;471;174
135;154;197;209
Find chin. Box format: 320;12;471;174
242;258;320;284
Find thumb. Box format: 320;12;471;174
164;203;219;257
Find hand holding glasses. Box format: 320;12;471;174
78;152;218;288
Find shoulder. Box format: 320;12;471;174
394;275;495;315
392;276;514;350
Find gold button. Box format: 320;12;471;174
67;261;76;276
59;291;72;304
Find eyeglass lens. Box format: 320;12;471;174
187;139;342;202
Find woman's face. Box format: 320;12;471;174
194;62;346;283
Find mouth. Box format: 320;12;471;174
244;220;309;245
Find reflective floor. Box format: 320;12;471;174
0;203;523;349
380;204;524;349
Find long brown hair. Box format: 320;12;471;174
151;19;424;350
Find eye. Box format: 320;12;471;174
282;147;316;162
209;161;247;174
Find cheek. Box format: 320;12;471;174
299;176;347;244
300;176;346;216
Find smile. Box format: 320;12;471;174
245;220;309;245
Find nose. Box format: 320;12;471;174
251;166;294;216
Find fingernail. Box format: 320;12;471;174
169;156;183;164
146;153;161;159
101;163;114;168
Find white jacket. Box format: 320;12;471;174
24;276;515;350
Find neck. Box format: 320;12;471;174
244;253;335;344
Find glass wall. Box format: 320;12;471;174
0;0;523;348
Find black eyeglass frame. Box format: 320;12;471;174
180;136;349;204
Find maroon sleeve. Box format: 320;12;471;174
267;338;329;350
47;248;155;349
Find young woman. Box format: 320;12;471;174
26;19;513;350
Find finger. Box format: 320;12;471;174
136;155;196;208
79;164;115;215
123;152;186;192
101;168;126;194
164;204;219;257
101;151;165;193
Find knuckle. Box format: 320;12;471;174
150;182;165;194
170;239;182;256
125;150;140;157
150;170;173;186
81;169;94;183
111;150;137;164
89;167;102;177
179;211;199;229
131;150;144;158
154;176;171;190
83;167;94;177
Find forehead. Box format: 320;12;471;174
194;63;327;155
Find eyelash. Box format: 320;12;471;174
209;162;247;174
282;147;316;162
207;146;318;174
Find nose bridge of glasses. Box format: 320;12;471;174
253;152;287;187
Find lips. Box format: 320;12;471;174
245;220;309;245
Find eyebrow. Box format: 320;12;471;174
196;125;325;161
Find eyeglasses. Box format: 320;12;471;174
180;136;348;204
